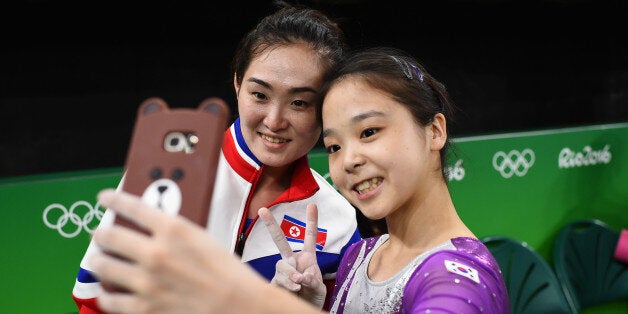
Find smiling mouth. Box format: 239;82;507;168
260;133;289;143
354;178;383;195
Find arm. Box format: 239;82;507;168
89;189;322;314
403;251;509;313
72;203;118;314
72;239;106;314
72;176;128;314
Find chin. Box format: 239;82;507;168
365;213;386;221
258;155;294;168
358;207;386;221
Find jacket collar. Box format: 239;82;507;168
222;118;319;203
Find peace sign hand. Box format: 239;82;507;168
258;204;326;309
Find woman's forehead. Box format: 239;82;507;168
246;44;325;87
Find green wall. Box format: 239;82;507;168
2;123;627;313
0;168;122;313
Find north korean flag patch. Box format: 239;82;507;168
444;260;480;284
280;215;327;250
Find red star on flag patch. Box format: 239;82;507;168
444;260;480;284
279;215;327;250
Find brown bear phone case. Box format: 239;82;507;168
118;96;229;229
102;96;230;292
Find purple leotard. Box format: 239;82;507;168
330;236;510;313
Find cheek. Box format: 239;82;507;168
295;113;321;139
237;104;254;124
237;99;264;121
329;157;346;189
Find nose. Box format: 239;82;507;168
263;103;288;132
342;144;366;173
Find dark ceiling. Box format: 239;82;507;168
1;0;626;178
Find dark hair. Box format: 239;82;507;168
322;46;457;179
231;1;347;88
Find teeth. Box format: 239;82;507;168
261;134;288;143
355;178;382;194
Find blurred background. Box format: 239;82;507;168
1;0;626;178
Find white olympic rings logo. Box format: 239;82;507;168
43;201;105;238
492;149;535;178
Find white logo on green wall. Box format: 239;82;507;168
446;159;465;181
43;201;105;238
558;145;611;169
492;149;535;178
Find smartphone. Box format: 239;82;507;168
102;96;230;292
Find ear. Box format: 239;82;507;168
429;113;447;151
199;97;229;116
233;73;241;99
138;97;168;117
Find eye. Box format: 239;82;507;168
171;168;184;181
252;92;267;101
150;167;163;180
292;99;308;108
325;144;341;154
361;128;378;138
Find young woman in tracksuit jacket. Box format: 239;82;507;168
71;3;361;313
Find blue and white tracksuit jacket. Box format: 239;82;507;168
72;118;362;313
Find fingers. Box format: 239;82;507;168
271;256;302;291
302;203;318;253
98;189;164;233
97;289;147;313
93;223;151;264
301;267;323;288
258;207;294;260
90;251;143;293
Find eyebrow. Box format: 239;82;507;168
322;110;385;138
246;77;318;94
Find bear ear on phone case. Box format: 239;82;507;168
116;97;231;232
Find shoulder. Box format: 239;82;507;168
449;237;503;277
402;238;509;313
417;238;504;288
309;169;341;197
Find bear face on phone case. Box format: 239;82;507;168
118;97;230;231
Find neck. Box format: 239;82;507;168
384;180;475;253
259;163;294;189
247;163;295;219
